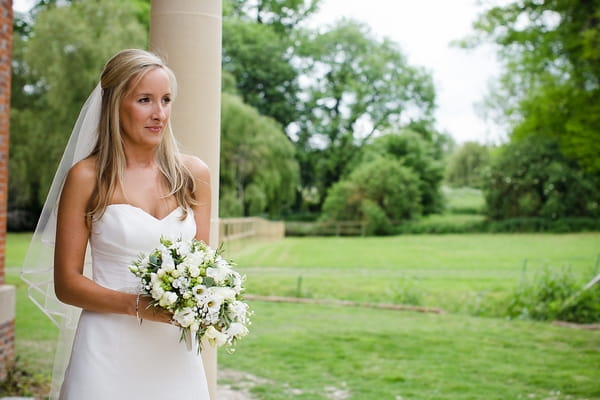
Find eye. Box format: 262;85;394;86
138;97;150;103
162;96;172;105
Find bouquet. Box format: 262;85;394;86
129;237;251;352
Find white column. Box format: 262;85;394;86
149;1;222;398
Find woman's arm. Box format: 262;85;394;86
184;155;212;243
53;159;172;323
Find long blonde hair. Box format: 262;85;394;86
87;49;196;222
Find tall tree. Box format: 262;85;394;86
222;0;321;128
445;141;491;189
465;0;600;172
9;0;146;212
220;93;299;217
359;130;445;215
295;19;436;205
226;0;321;32
222;20;300;127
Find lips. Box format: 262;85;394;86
146;126;163;133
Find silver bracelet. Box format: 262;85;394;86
136;294;143;325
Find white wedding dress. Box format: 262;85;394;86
58;204;210;400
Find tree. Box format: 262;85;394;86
321;158;422;234
483;136;600;220
222;20;300;127
220;93;299;217
445;141;491;188
222;0;322;128
295;19;436;205
9;0;146;213
465;0;600;172
226;0;321;32
359;130;445;215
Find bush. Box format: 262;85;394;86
321;158;422;234
445;142;491;188
505;267;600;323
395;216;600;235
483;136;600;220
358;130;445;215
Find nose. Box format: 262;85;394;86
152;103;167;121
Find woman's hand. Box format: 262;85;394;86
136;296;175;325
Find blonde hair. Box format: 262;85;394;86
87;49;196;222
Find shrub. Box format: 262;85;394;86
445;142;491;188
483;136;600;220
505;267;600;323
359;130;445;215
395;216;600;235
321;158;422;234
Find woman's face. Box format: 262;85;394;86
119;67;172;149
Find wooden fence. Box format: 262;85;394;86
285;220;368;236
218;217;285;256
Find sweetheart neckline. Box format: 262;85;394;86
105;203;182;221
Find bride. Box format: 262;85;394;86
23;49;212;399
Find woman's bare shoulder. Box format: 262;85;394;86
181;154;210;181
63;157;96;195
67;157;96;182
57;157;97;212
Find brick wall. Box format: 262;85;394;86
0;0;14;381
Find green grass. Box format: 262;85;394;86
221;301;600;400
231;233;600;314
4;235;59;375
410;214;486;226
5;232;600;399
442;186;485;213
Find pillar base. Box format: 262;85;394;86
0;284;16;381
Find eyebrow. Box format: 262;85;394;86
135;92;172;97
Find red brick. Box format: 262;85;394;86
0;0;14;380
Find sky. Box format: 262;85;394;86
306;0;503;144
12;0;503;144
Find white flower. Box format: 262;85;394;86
186;251;206;267
172;276;189;290
226;322;249;338
206;266;229;284
205;293;223;313
130;237;250;351
228;300;249;320
151;283;165;300
173;307;196;328
205;326;228;347
192;285;208;302
210;286;236;302
172;240;190;257
161;251;175;272
159;291;178;307
188;264;201;278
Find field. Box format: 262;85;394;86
3;232;600;399
231;233;600;314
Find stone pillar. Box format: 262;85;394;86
0;0;15;381
149;1;222;398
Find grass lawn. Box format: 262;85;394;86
4;232;600;399
442;186;485;213
220;301;600;400
231;233;600;314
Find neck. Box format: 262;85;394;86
123;144;159;169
